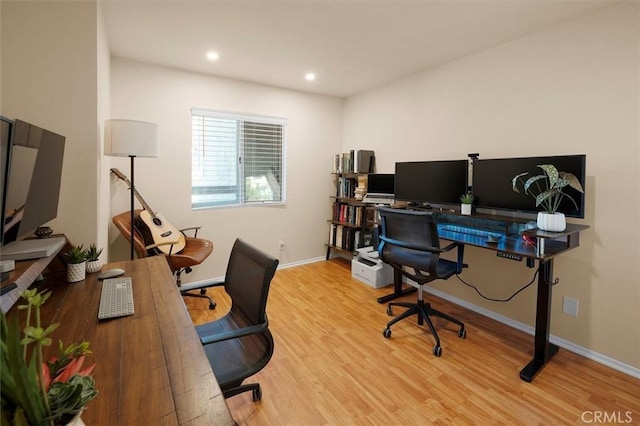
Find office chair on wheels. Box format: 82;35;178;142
196;238;279;401
112;210;216;309
377;207;466;357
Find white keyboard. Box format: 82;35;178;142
98;277;135;320
363;193;395;205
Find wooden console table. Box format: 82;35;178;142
5;256;235;425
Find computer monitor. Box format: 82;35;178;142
2;119;66;245
367;173;394;195
0;117;14;245
394;160;468;206
473;154;586;218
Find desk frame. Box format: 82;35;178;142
376;211;588;382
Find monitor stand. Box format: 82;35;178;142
1;237;66;261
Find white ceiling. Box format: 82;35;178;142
102;0;619;98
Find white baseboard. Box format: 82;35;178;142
424;286;640;380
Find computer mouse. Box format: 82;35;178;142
486;235;498;244
98;268;125;280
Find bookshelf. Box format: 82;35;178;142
326;172;375;260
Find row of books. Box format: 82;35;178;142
332;202;365;226
332;150;375;174
328;225;372;252
337;177;357;198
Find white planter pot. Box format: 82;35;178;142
537;212;566;232
460;204;472;215
86;260;102;274
67;261;87;283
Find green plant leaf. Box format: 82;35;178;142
559;172;584;193
511;172;528;193
523;174;546;195
538;164;559;188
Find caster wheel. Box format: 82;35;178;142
252;386;262;401
433;345;442;357
383;328;392;338
208;301;216;310
200;288;207;295
458;327;466;339
386;306;393;316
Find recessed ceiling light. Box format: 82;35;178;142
206;51;220;61
305;73;316;81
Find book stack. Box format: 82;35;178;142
354;175;367;200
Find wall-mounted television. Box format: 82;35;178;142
473;154;586;218
394;160;468;206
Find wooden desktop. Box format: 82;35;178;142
3;255;235;426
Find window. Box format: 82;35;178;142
191;109;286;209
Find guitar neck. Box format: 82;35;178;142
111;168;157;218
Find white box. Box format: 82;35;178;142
351;255;393;288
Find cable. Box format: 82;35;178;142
454;269;539;302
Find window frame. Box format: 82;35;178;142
191;108;287;210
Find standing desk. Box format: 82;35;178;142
4;255;235;426
376;211;589;382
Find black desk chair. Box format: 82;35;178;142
377;207;466;357
195;238;279;401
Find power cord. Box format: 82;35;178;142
455;269;539;302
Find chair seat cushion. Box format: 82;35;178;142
382;245;459;280
196;312;274;388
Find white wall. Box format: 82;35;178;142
1;1;100;248
109;58;343;279
343;3;639;368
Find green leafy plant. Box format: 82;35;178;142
65;245;87;265
0;289;97;425
512;164;584;214
460;192;474;204
85;244;102;262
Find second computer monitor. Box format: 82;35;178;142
394;160;468;206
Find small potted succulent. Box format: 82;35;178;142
459;192;474;215
85;243;103;274
65;244;88;283
512;164;584;232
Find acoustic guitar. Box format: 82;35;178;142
110;168;186;254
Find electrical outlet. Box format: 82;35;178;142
562;297;579;317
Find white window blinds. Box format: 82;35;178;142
191;109;287;208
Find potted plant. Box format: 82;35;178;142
459;192;474;215
1;289;98;425
85;244;103;274
65;245;87;283
512;164;584;232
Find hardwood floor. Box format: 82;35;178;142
184;258;640;425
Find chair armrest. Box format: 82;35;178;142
200;321;268;345
179;226;203;237
179;277;225;292
440;241;459;253
380;235;449;254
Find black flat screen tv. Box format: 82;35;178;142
473;154;586;218
394;160;468;205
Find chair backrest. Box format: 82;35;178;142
225;239;279;325
112;210;149;259
377;207;452;282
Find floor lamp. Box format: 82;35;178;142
104;119;159;260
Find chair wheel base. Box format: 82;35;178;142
209;301;216;310
383;328;392;338
433;345;442;357
458;327;466;339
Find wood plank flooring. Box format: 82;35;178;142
184;258;640;425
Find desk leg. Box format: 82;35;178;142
377;269;416;304
520;259;559;382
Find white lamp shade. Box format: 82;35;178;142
104;119;159;158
